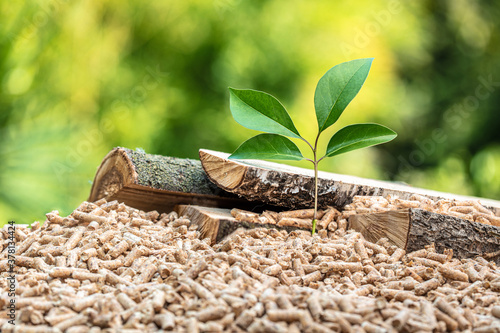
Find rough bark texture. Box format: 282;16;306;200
407;209;500;261
200;149;500;215
125;148;224;194
238;167;331;209
349;208;500;264
175;205;304;244
89;147;248;213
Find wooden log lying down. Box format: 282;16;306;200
175;205;304;245
349;209;500;264
200;149;500;215
88;147;254;213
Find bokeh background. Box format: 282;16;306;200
1;1;500;225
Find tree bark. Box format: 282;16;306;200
199;149;500;215
175;205;304;245
349;208;500;264
88;147;250;213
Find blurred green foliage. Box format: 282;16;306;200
1;0;499;225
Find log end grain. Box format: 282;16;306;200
199;149;247;191
89;147;135;201
349;209;410;249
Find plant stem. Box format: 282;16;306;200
311;159;318;235
311;133;321;235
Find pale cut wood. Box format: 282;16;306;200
88;147;249;213
175;205;235;244
200;149;500;215
175;205;305;245
349;210;410;249
349;208;500;264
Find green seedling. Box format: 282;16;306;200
228;58;397;235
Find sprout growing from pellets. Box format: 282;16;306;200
228;58;397;234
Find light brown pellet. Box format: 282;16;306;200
107;240;129;258
197;306;226;322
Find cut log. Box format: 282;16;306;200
88;147;252;213
199;149;500;215
349;208;500;264
175;205;305;244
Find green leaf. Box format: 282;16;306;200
229;88;301;138
229;133;304;160
315;58;373;133
325;123;397;158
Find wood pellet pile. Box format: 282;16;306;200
2;199;500;333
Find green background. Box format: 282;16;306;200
1;1;500;225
